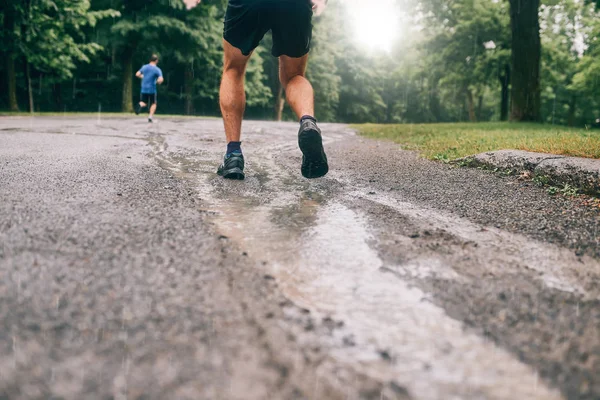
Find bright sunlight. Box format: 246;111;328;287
344;0;401;52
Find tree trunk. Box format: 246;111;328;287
26;61;34;113
184;64;194;115
386;102;393;124
476;94;484;121
567;95;577;127
274;84;284;121
466;89;477;122
4;2;19;112
53;83;63;111
499;64;510;121
6;55;19;112
121;50;134;113
509;0;541;122
429;78;442;122
183;65;194;115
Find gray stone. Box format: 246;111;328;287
536;156;600;194
465;150;565;171
460;150;600;195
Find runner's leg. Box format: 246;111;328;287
220;40;251;143
279;55;314;119
149;94;157;118
135;94;147;115
280;54;328;179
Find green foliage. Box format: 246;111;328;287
4;0;118;79
337;48;388;123
572;6;600;107
421;0;510;121
541;0;600;125
533;175;551;186
244;54;272;107
546;183;580;196
1;0;599;125
307;11;342;122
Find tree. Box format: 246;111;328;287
24;0;117;112
0;0;117;112
1;0;20;111
540;0;589;125
336;48;388;123
307;9;342;122
418;0;510;122
509;0;541;121
571;3;600;125
163;2;224;115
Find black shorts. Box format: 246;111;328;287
140;93;157;106
224;0;313;58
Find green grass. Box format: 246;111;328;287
354;122;600;160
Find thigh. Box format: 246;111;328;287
271;0;313;58
224;0;270;56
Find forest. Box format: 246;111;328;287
1;0;600;127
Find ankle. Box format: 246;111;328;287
300;115;317;124
227;141;242;155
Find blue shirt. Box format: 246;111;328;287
139;64;163;94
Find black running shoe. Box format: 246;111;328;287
298;119;329;179
135;103;141;115
148;117;153;123
217;152;245;180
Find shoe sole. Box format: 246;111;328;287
299;129;329;179
220;167;245;180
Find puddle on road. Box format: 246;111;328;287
190;195;561;399
148;127;562;400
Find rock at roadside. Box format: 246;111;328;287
456;150;600;195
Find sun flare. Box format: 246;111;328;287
345;0;401;52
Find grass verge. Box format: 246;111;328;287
354;122;600;160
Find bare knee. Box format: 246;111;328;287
279;71;306;90
223;51;248;78
279;63;306;88
279;59;307;88
222;40;250;80
279;54;309;89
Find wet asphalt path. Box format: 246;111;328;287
0;116;599;400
